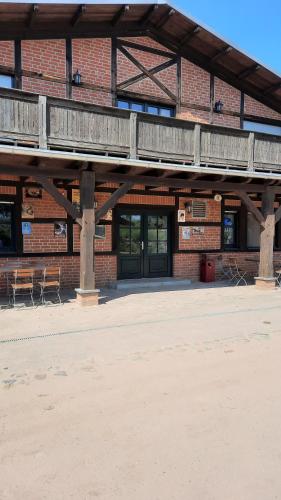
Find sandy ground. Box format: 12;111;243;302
1;283;281;500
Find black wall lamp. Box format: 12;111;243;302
72;69;82;85
184;201;192;213
213;100;223;113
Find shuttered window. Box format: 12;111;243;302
192;201;206;218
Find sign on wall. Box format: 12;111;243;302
178;210;186;223
192;226;204;235
21;204;34;219
54;221;67;237
22;222;32;235
182;226;191;240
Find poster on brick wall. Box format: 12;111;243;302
192;226;204;235
54;221;67;238
178;210;186;222
22;204;34;219
182;226;191;240
25;187;42;199
22;222;32;235
72;189;80;210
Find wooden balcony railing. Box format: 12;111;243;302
0;87;281;173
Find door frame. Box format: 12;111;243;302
114;204;174;280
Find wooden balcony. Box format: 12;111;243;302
0;87;281;175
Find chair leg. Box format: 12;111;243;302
30;289;34;307
57;288;61;304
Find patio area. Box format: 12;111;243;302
1;283;281;499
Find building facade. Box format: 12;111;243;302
0;2;281;296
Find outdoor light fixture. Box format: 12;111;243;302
213;100;223;113
72;69;82;85
184;201;192;213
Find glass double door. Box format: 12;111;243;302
117;211;171;279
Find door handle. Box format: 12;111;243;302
141;241;144;251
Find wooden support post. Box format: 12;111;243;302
256;187;276;289
76;170;99;305
38;95;47;149
65;38;72;99
129;112;137;159
193;123;201;165
14;40;22;89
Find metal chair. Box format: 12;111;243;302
39;266;61;304
216;256;233;281
227;258;249;286
11;269;34;307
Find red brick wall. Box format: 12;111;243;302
0;41;14;67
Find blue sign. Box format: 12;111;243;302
224;217;233;227
22;222;32;235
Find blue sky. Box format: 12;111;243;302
175;0;281;75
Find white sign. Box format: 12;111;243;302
182;226;191;240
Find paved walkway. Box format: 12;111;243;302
1;283;281;499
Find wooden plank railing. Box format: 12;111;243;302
0;87;281;173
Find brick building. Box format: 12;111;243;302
0;2;281;303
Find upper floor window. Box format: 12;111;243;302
0;74;13;89
243;120;281;136
117;99;175;118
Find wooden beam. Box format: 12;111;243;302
263;81;281;96
236;191;265;227
117;57;177;90
95;171;269;193
258;187;275;279
275;204;281;224
111;5;129;27
210;46;232;63
65;38;72;99
14;40;22;90
154;8;175;30
34;175;82;225
96;182;133;223
117;39;175;59
179;26;201;48
71;4;86;27
118;45;177;101
26;4;39;28
238;64;261;80
111;37;117;105
139;4;158;27
79;170;96;290
38;95;47;149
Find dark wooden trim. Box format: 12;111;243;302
26;4;39;28
240;91;245;129
178;221;221;227
117;38;175;59
154;7;175;30
111;5;129;27
139;5;159;28
179;26;201;48
14;40;22;89
176;54;181;114
111;37;117;106
210;46;232;63
71;4;86;28
65;38;72;99
118;44;177;102
210;73;214;123
117;57;177;91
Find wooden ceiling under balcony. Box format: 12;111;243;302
0;3;280;114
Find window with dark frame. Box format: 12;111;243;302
117;98;175;117
243;120;281;136
223;210;238;249
0;201;16;253
0;74;14;89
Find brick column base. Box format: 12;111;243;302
255;277;276;289
75;288;100;306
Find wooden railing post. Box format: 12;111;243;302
193;123;201;165
247;132;255;171
38;95;47;149
129;111;138;159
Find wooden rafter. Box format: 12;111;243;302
118;39;175;59
210;46;232;63
111;5;130;27
263;82;281;96
71;4;86;28
35;175;82;225
96;182;133;223
117;56;177;91
118;45;177;101
26;4;39;28
179;26;201;48
238;64;261;80
155;7;175;29
139;4;158;27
